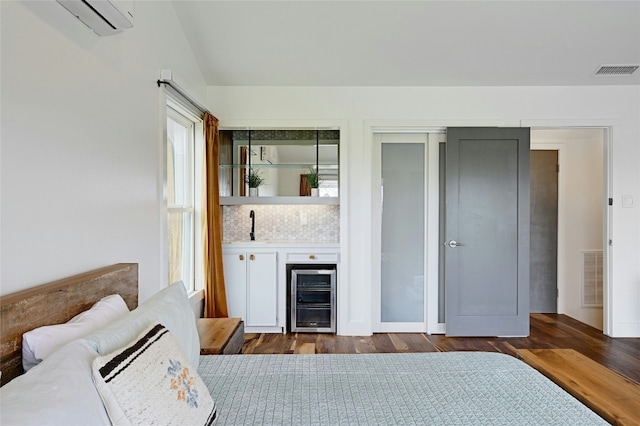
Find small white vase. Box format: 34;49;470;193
311;188;319;197
249;187;258;197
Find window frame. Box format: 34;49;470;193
164;97;204;294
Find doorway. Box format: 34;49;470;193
530;129;606;330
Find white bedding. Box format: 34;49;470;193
0;279;607;425
1;347;607;425
21;294;129;372
1;282;201;426
197;352;607;425
1;339;111;426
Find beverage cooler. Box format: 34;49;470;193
290;267;336;333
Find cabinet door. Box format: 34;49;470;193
223;252;247;320
247;252;278;327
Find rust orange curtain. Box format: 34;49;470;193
203;112;228;318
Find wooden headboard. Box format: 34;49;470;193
0;263;138;386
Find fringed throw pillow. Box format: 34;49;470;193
92;322;216;426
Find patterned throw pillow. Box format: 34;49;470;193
91;322;217;426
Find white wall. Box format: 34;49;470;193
1;1;206;302
2;1;638;338
277;167;306;196
250;147;279;196
531;129;605;330
207;85;640;337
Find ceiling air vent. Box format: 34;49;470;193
594;65;639;76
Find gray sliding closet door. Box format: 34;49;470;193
444;127;530;337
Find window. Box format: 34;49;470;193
166;102;202;292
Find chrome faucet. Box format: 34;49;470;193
249;210;255;241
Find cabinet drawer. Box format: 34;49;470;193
286;253;339;263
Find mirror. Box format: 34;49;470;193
219;129;339;197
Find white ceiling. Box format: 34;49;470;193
172;0;640;87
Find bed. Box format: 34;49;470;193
0;264;607;425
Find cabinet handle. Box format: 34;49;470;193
250;254;255;261
239;254;244;261
309;255;316;260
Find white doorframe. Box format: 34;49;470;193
371;130;446;334
368;120;613;336
426;134;446;334
368;121;505;335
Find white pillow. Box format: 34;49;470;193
86;281;200;368
22;294;129;371
1;339;111;426
92;322;217;426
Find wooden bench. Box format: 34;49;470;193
517;349;640;426
196;318;244;355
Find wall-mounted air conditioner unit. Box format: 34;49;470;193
57;0;135;36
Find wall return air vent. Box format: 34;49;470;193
581;250;603;307
594;65;639;76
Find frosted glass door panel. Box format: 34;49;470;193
381;143;425;322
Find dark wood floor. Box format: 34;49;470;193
242;314;640;384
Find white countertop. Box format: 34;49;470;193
223;240;339;248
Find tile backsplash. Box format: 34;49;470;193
223;205;340;242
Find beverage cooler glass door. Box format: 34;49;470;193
291;269;336;333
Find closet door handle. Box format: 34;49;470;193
249;254;255;261
446;240;464;248
239;254;244;261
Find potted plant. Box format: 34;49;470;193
245;168;265;196
306;166;320;196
